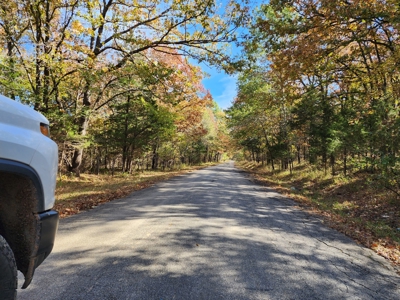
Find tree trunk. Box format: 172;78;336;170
297;145;301;164
68;88;91;176
323;152;327;175
152;145;158;170
111;159;115;177
122;96;131;173
96;153;100;175
5;40;16;100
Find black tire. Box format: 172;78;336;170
0;235;17;300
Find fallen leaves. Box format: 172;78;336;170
55;177;163;218
55;165;214;219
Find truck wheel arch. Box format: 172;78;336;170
0;159;45;288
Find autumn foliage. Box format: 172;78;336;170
0;0;243;174
229;0;400;184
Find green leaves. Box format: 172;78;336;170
0;0;246;173
230;0;400;176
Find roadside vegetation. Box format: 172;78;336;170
223;1;400;270
237;161;400;269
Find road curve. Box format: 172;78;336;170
18;162;399;299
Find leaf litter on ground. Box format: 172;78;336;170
237;161;400;272
55;164;215;218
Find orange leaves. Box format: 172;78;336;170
372;241;400;265
257;0;399;86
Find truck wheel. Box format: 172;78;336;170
0;235;17;300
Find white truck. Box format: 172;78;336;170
0;94;59;299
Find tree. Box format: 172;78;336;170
64;0;247;172
0;0;248;174
233;0;400;177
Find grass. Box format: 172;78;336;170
54;163;217;218
236;161;400;268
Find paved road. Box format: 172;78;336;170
18;162;399;299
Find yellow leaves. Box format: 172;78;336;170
348;23;358;31
71;20;85;34
87;28;95;37
72;44;91;56
348;119;359;126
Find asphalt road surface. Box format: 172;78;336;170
18;162;399;299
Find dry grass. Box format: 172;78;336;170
55;164;216;218
236;161;400;269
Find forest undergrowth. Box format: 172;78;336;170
237;161;400;271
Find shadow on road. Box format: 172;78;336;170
19;163;399;300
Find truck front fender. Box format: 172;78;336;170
0;159;58;288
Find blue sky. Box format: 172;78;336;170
202;65;238;110
197;0;265;110
196;0;240;110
